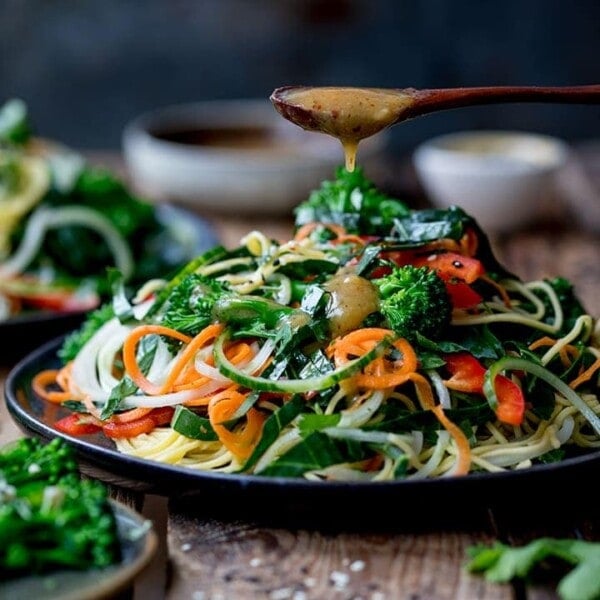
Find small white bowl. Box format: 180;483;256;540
556;140;600;233
122;100;387;215
413;130;570;232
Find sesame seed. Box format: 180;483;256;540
330;570;350;589
350;560;365;572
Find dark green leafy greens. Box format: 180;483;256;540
467;538;600;600
294;166;410;235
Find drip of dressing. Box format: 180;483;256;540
272;87;415;171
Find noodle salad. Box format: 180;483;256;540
0;99;196;321
34;168;600;481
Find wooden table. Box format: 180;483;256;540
2;173;600;599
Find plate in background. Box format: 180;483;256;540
0;204;218;365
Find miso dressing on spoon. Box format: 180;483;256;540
271;83;600;171
270;87;416;171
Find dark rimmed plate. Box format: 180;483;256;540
5;337;600;529
0;204;218;365
0;499;157;600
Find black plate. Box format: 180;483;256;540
0;204;218;365
0;499;157;600
6;338;600;529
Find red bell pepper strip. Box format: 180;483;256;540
443;352;526;426
412;252;485;284
55;406;175;438
492;374;526;426
443;352;486;393
444;280;483;309
102;406;175;439
0;275;100;313
55;413;102;436
413;252;484;309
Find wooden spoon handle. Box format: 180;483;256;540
405;84;600;119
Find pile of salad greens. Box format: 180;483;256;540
0;99;195;320
0;437;120;578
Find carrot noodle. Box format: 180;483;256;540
460;228;479;257
328;328;418;389
530;336;580;368
420;238;463;254
409;372;471;475
529;336;557;351
32;369;72;404
481;275;512;308
559;345;580;368
122;325;193;394
150;324;224;394
110;407;154;423
208;388;265;459
82;394;102;420
570;357;600;390
430;405;472;476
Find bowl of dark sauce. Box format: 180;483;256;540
122;100;387;214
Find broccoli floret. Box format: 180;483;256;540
294;167;409;236
159;273;229;336
0;437;78;487
373;265;452;341
0;438;120;576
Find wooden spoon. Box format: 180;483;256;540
270;84;600;170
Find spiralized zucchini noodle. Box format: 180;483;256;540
34;213;600;482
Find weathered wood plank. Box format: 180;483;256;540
166;512;512;599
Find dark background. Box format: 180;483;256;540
1;0;599;155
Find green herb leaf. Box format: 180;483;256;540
259;431;369;477
467;538;600;600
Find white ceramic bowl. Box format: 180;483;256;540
412;130;570;232
556;140;600;233
122;100;387;215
